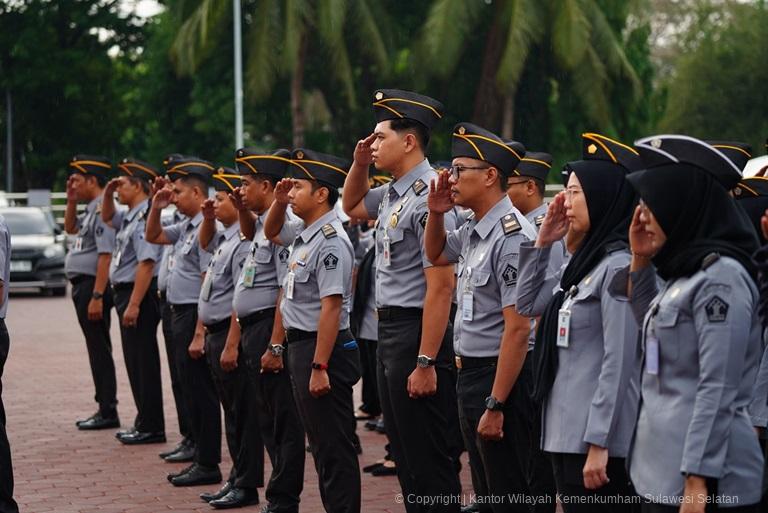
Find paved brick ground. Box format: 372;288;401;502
3;292;475;512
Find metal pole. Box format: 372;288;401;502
233;0;244;149
5;89;12;193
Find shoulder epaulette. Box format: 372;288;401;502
534;214;545;227
702;252;721;270
501;213;522;235
412;179;428;196
321;224;337;239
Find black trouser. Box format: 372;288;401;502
241;314;304;512
113;282;164;433
205;324;264;489
528;399;556;513
0;320;19;513
286;329;361;513
70;275;118;416
549;452;635;513
641;478;760;513
377;308;462;513
457;356;533;513
358;338;381;416
170;304;220;467
160;294;190;439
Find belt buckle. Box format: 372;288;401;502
454;356;462;369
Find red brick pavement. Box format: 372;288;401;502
3;293;476;512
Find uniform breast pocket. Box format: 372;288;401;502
470;269;492;290
653;306;680;362
386;227;405;246
569;288;598;330
292;267;313;301
255;247;272;265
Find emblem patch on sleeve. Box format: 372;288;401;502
502;264;518;286
279;248;290;263
704;296;728;323
96;226;104;236
419;212;429;228
323;253;338;270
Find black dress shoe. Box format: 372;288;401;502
159;438;188;459
78;412;120;431
118;431;166;445
209;487;260;509
164;441;195;462
362;460;386;473
168;463;195;482
116;426;136;440
200;481;232;503
371;461;397;476
171;463;222;487
76;411;99;427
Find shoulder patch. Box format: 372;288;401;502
321;224;337;239
702;252;721;270
278;247;290;263
412;179;428;196
419;212;429;228
534;214;545;227
501;213;522;235
323;253;339;270
502;263;518;286
96;226;104;237
704;295;729;323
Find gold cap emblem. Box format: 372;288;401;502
457;126;466;135
587;144;597;155
374;91;384;101
295;151;304;160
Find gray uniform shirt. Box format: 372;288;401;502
164;212;212;305
0;215;10;319
198;222;249;325
749;330;768;431
232;208;291;318
442;196;536;357
109;199;162;284
278;210;354;332
158;211;186;292
626;258;763;505
65;197;116;278
516;242;640;456
363;159;456;308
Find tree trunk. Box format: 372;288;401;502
291;32;308;148
501;92;515;139
471;4;505;130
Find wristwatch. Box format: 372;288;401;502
416;355;436;368
311;362;328;371
485;396;504;411
269;344;285;357
92;291;104;300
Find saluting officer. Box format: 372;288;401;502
145;156;222;487
342;89;462;513
196;170;263;509
516;133;642;512
101;159;165;445
232;148;306;513
264;148;361;513
626;135;763;513
424;123;537;513
64;155;120;430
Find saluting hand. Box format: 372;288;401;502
477;410;504;441
104;178;121;196
274;179;294;205
201;198;216;220
353;133;377;166
427;171;454;214
150;176;169;197
229;186;247;211
66;176;79;202
153;187;173;210
536;192;568;248
309;369;331;398
629;204;657;259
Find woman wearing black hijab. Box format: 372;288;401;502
516;133;642;512
626;135;763;513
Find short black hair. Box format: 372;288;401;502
254;174;279;188
179;175;209;196
389;118;430;150
498;171;509;192
127;177;150;195
311;181;339;208
85;173;108;188
532;178;545;197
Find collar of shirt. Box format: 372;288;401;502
390;158;433;198
85;196;100;214
254;206;270;231
124;199;149;224
220;221;241;243
298;209;339;244
471;195;513;240
186;211;204;231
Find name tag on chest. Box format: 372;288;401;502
557;308;571;348
645;335;659;375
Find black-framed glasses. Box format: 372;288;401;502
507;179;531;187
449;165;489;179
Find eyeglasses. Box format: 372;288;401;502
507;179;531;187
565;187;583;199
449;165;489;179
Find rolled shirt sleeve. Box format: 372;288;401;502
363;185;387;219
516;241;558;317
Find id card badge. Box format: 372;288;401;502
167;255;176;271
242;263;256;288
461;292;474;321
286;271;295;300
645;335;659;375
557;308;571;348
201;270;213;301
382;235;392;267
74;237;83;252
114;250;122;268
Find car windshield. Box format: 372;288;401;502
2;209;54;236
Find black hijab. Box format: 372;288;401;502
626;163;759;281
531;160;637;405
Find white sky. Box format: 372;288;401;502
119;0;165;19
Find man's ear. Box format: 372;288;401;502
486;167;500;188
314;185;329;205
403;132;417;153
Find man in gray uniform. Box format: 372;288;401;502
233;147;305;513
425;123;537;513
197;170;262;509
342;89;461;513
64;155;119;430
101;159;165;445
0;213;19;513
145;155;221;487
264;148;360;513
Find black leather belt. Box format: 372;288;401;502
169;303;196;312
204;318;231;335
69;274;94;286
157;289;167;302
111;282;133;292
377;306;423;321
285;329;317;343
454;355;498;370
237;308;276;329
